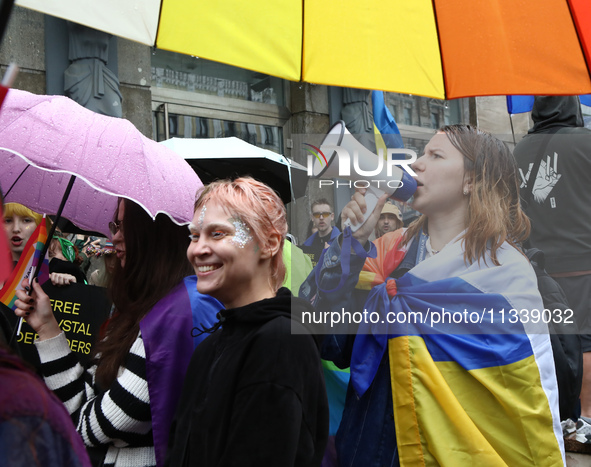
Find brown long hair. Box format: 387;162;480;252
94;199;193;387
404;124;530;265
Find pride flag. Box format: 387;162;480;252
0;218;48;310
140;276;222;466
354;230;565;466
372;90;403;156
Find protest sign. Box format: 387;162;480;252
8;283;111;370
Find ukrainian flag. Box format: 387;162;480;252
372;90;403;157
354;230;565;466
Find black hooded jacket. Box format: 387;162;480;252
165;288;329;467
513;96;591;274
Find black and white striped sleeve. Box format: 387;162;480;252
36;331;153;447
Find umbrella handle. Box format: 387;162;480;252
30;174;77;284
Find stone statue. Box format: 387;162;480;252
341;88;376;152
64;22;123;117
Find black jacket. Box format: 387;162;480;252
513;96;591;273
166;288;329;467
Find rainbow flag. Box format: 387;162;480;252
354;230;565;466
0;218;48;310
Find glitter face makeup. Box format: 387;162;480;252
229;217;252;248
198;205;207;230
187;201;268;309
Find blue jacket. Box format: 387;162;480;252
302;226;341;248
300;233;420;467
302;227;341;267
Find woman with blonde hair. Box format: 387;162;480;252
166;177;328;467
301;125;565;466
3;203;80;285
3;203;45;265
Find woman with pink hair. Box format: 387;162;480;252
166;177;329;467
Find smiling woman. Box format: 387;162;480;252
167;177;329;467
187;200;279;310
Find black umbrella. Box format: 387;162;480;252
160;137;308;205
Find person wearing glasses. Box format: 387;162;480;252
302;198;340;266
13;198;221;467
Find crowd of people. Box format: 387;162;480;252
2;107;589;466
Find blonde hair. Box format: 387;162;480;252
404;125;530;265
3;203;43;225
194;177;287;291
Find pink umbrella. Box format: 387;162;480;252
0;88;202;237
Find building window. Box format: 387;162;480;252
403;107;412;125
430;111;439;129
151;49;285;106
153;112;282;153
150;49;290;155
387;94;466;129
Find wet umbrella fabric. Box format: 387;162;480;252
0;89;202;236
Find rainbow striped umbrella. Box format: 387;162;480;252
15;0;591;99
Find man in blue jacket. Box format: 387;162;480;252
302;198;340;266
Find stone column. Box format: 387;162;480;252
288;82;331;244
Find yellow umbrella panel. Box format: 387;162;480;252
158;0;303;82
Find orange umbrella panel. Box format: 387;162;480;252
435;0;591;99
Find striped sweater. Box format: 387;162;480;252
36;331;156;467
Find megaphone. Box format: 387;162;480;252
312;120;417;232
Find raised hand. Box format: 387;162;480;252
341;187;389;246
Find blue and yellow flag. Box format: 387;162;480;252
372;90;403;156
354;230;565;466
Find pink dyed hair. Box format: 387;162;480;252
194;177;287;291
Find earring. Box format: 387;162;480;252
463;189;469;196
